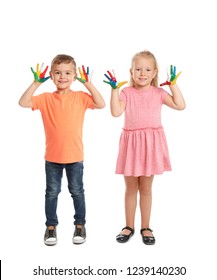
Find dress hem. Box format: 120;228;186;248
115;169;172;177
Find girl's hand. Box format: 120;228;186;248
103;70;127;89
31;63;50;83
76;65;93;83
160;65;181;86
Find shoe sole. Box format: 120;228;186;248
143;241;155;245
44;240;57;246
73;238;86;245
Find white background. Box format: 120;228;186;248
1;0;217;279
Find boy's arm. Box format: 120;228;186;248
19;63;50;108
83;81;105;109
18;81;41;108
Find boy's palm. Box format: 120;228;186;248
31;63;50;83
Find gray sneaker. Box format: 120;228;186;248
72;225;86;244
44;226;57;246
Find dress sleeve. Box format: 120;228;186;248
160;88;169;104
119;88;127;103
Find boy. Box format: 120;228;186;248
19;54;105;245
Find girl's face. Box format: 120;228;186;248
130;56;157;89
50;62;76;91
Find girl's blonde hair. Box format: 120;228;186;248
129;50;159;87
51;54;76;71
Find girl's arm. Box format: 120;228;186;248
110;88;126;117
83;81;105;109
18;81;41;108
164;83;186;110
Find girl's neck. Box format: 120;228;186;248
134;84;152;91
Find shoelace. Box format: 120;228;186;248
75;228;82;236
48;229;54;237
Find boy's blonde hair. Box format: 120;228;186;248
129;50;159;87
51;54;76;70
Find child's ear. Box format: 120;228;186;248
49;71;53;80
153;69;157;79
73;73;78;81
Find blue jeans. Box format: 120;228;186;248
45;160;85;226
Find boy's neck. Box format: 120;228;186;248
56;88;71;95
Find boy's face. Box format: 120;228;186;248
50;62;76;90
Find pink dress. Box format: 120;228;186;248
116;86;171;177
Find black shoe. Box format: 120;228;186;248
44;226;57;246
140;228;155;245
116;226;134;243
73;225;86;244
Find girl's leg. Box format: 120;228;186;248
139;175;154;237
120;176;139;235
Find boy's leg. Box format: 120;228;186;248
65;161;85;226
45;161;63;227
66;161;86;244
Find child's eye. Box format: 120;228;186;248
54;71;60;75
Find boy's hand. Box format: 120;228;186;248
31;63;50;83
76;65;92;83
160;65;181;86
103;70;127;89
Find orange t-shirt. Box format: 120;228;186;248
32;90;94;163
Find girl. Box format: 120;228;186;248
106;50;185;245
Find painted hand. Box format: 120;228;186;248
160;65;181;86
76;65;92;83
103;70;127;89
31;63;50;83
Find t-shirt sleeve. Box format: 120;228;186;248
32;93;45;111
82;92;94;109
